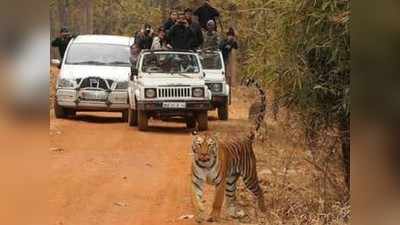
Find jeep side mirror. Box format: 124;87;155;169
130;67;138;81
51;59;61;68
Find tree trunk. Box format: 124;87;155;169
104;4;113;34
87;0;94;34
191;0;202;9
339;116;350;191
227;3;239;32
161;0;167;22
55;0;69;59
80;0;93;34
228;50;238;87
168;0;180;9
227;3;239;86
58;0;69;28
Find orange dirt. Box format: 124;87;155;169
50;87;253;225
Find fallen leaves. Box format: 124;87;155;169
51;147;64;152
178;214;194;220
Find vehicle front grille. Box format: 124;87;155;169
157;87;191;99
79;77;109;90
107;79;115;88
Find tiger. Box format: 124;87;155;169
191;81;267;222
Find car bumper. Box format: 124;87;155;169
58;101;129;111
57;89;129;111
137;100;209;111
210;95;228;108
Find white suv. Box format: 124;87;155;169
128;50;211;131
53;35;134;120
199;51;230;120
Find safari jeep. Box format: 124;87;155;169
199;51;230;120
53;35;134;121
128;50;211;131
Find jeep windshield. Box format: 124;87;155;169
200;53;222;70
141;53;200;74
65;43;130;66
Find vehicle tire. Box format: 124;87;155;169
197;111;208;131
66;109;76;118
122;110;129;122
54;100;67;119
128;108;138;127
138;110;148;131
186;117;196;129
217;101;229;121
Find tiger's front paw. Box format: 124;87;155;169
197;201;205;212
206;212;220;222
206;216;218;223
195;214;204;223
194;207;205;223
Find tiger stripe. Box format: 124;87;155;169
191;78;267;222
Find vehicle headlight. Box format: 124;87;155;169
57;78;75;88
208;83;223;92
116;81;129;90
192;87;205;97
145;88;157;98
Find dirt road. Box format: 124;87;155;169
50;89;253;225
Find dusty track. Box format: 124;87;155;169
50;89;253;225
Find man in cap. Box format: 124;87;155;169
194;0;220;31
130;43;142;66
202;20;220;50
51;27;73;61
219;27;238;65
135;24;154;50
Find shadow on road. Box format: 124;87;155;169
74;114;123;124
143;126;194;134
67;113;228;133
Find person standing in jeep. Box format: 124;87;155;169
163;10;178;33
194;0;220;31
151;27;168;50
135;24;154;50
51;27;73;61
219;28;238;65
167;13;195;50
184;8;204;50
130;43;142;66
202;20;220;50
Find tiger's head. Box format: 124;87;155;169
191;131;218;167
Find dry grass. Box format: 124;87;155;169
219;88;350;225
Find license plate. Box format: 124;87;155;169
163;102;186;109
81;91;107;101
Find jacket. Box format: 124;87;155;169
202;31;220;51
51;36;72;59
151;37;167;50
167;24;195;50
188;21;204;49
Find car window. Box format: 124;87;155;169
65;43;131;67
141;53;200;74
200;53;222;70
